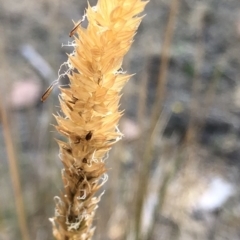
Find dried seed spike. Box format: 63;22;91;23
41;80;58;102
85;131;93;141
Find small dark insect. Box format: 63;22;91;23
85;131;93;141
41;80;58;102
69;20;82;37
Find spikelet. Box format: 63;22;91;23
50;0;148;239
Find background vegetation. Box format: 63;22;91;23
0;0;240;239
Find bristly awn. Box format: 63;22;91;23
69;20;82;37
69;13;86;37
41;80;58;102
41;61;71;102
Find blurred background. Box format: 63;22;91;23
0;0;240;239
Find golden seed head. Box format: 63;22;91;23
51;0;148;239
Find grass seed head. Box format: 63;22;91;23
51;0;148;239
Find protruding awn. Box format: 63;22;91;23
69;13;86;37
41;80;58;102
69;20;82;37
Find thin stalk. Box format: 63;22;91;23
0;101;30;240
146;152;182;240
137;60;148;129
134;0;179;239
185;3;204;145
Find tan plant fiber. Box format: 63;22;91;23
49;0;148;239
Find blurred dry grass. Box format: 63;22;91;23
1;0;240;240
